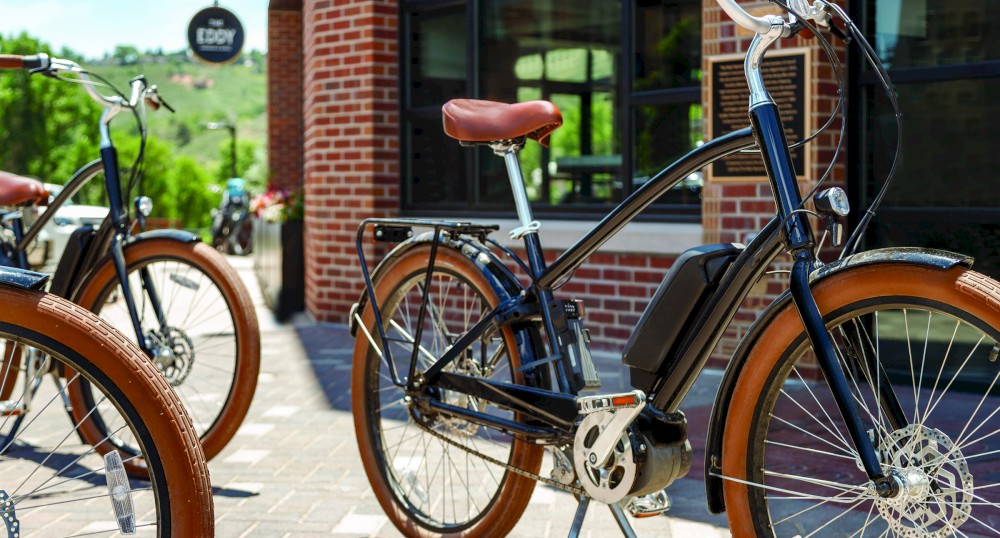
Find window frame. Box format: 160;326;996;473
848;0;1000;272
400;0;704;222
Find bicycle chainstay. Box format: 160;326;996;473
415;419;588;498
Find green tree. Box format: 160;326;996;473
171;156;216;231
0;33;100;182
113;45;140;66
217;138;259;183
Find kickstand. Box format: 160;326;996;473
567;495;590;538
609;502;638;538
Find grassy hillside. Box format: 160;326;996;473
86;51;267;186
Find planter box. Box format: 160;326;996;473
253;219;304;321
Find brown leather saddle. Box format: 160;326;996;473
0;171;48;206
442;99;563;148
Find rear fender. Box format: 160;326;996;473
349;231;526;336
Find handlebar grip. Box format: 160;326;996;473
0;54;49;70
0;55;25;70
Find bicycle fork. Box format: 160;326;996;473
100;144;155;356
751;98;902;497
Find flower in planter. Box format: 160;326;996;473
251;188;303;223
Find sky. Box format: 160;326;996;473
0;0;269;59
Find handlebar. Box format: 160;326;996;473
715;0;832;35
0;53;50;71
714;0;773;34
0;52;173;115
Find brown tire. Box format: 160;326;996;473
0;286;213;535
71;238;259;473
723;264;1000;536
353;244;543;537
0;341;21;401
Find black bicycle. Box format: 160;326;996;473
0;53;260;476
350;1;1000;536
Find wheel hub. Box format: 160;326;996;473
415;357;486;438
147;326;195;387
874;424;972;536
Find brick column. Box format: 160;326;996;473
268;6;304;193
302;0;399;322
701;0;847;366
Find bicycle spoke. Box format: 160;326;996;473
801;496;870;538
768;412;858;459
923;332;987;423
764;439;858;461
713;472;866;503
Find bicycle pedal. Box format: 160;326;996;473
576;390;644;414
625;490;671;518
0;401;24;416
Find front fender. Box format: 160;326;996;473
66;230;202;303
125;228;201;246
703;247;973;514
0;266;48;290
348;231;526;336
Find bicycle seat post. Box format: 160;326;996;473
491;140;545;278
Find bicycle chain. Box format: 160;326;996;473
417;420;588;497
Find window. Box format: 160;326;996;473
401;0;703;220
854;0;1000;276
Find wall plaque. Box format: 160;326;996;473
706;48;812;182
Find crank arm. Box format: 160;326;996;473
576;391;646;467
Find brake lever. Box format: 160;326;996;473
826;18;852;43
145;85;176;113
158;94;176;113
28;66;56;78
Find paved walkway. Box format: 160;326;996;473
209;255;732;537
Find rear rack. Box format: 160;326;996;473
354;218;500;387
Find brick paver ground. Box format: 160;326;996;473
210;256;732;537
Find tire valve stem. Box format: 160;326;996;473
990;343;999;363
104;450;136;535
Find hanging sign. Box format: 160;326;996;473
188;5;245;64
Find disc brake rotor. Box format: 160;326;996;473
147;326;195;387
876;424;972;537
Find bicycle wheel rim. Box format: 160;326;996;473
354;245;541;537
73;239;259;464
724;265;1000;537
0;327;170;535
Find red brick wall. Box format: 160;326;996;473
702;0;846;367
302;0;400;322
502;248;678;352
268;8;303;193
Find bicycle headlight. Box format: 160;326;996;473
815;187;849;217
134;196;153;217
